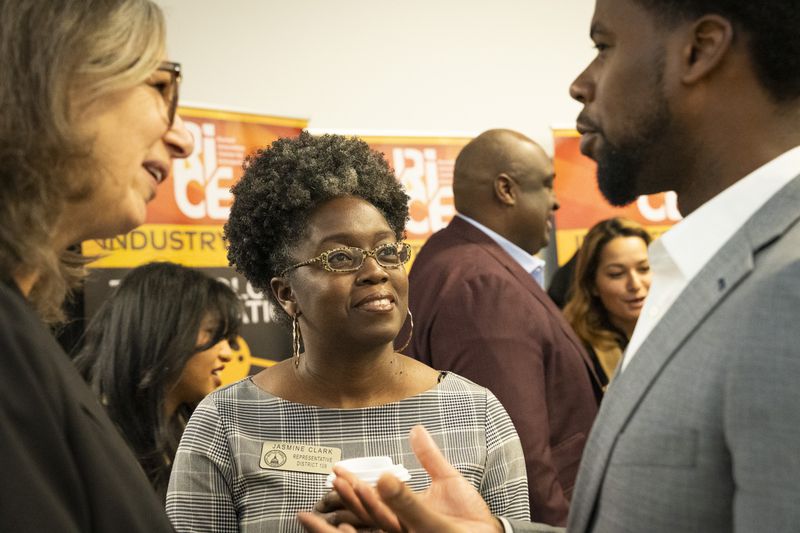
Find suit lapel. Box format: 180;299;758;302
568;174;800;531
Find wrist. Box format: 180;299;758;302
495;516;512;533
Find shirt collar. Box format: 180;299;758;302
456;213;545;274
658;145;800;281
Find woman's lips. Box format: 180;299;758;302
625;297;646;309
356;297;395;312
354;291;396;312
211;367;224;387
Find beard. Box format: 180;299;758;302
594;56;673;206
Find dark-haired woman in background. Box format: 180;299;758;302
75;262;241;500
167;132;529;531
563;218;652;388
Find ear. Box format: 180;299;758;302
270;276;299;317
680;15;734;85
494;173;516;207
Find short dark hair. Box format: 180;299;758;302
635;0;800;102
224;131;409;325
74;262;241;498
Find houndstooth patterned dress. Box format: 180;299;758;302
166;372;530;532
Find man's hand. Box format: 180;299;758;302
298;425;503;533
311;489;370;529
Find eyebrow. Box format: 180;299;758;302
318;230;396;247
603;259;650;268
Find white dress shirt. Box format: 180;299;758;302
621;145;800;372
456;214;547;287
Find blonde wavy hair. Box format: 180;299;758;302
563;218;652;355
0;0;166;322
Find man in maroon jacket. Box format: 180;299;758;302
407;129;601;526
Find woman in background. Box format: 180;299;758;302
563;218;652;388
167;132;529;532
75;262;241;499
0;0;192;529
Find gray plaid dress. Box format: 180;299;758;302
166;372;530;532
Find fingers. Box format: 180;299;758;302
409;425;460;479
376;473;454;532
352;477;404;533
314;490;343;513
311;485;370;527
297;511;357;533
331;471;371;523
326;467;399;530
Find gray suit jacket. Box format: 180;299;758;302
512;174;800;532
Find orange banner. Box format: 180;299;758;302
83;107;307;380
552;129;681;264
83;120;470;382
360;135;471;267
149;107;307;226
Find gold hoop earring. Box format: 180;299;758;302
395;309;414;353
292;313;303;368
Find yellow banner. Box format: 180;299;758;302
83;224;228;268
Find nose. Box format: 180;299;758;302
356;256;390;285
164;113;194;159
552;191;560;212
569;64;593;104
217;339;233;363
627;272;643;292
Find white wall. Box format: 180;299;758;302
156;0;596;153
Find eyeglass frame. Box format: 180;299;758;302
156;61;181;127
280;242;412;277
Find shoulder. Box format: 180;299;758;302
0;281;66;390
201;377;271;412
0;281;43;347
413;223;495;269
434;372;508;413
186;378;266;432
438;375;519;442
438;371;486;392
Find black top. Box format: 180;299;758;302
546;253;577;309
0;279;174;532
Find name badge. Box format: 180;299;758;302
259;441;342;475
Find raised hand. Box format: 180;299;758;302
298;425;502;533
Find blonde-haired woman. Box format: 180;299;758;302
563;218;652;389
0;0;192;529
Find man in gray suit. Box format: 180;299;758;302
298;0;800;531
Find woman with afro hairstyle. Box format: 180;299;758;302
167;132;530;531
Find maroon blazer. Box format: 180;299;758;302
407;216;600;526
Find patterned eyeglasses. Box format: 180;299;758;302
281;242;412;276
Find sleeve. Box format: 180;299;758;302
480;391;530;521
504;518;566;532
166;397;238;532
725;258;800;531
0;312;82;532
429;271;570;525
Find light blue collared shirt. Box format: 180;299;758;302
456;213;546;287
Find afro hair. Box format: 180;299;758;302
224;131;410;325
